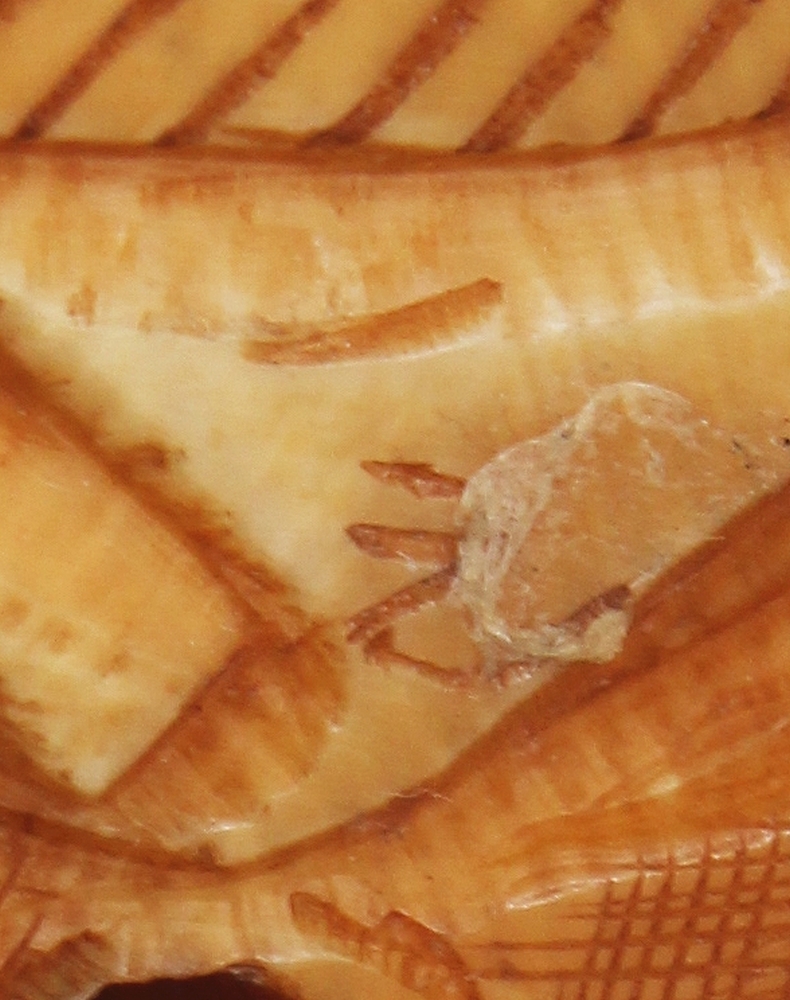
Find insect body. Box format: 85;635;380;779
348;383;776;681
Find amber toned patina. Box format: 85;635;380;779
0;3;789;999
0;114;785;998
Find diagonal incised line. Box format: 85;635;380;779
310;0;490;146
13;0;188;140
462;0;625;153
158;0;342;145
621;0;768;141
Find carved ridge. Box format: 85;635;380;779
290;892;481;1000
243;279;502;366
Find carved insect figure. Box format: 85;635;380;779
3;118;790;1000
345;383;777;684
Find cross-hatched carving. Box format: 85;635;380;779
482;828;790;1000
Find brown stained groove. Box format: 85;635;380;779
346;524;459;566
290;892;482;1000
361;461;467;500
474;834;790;993
309;0;490;146
463;0;625;153
0;843;26;918
621;0;768;141
0;913;43;988
2;930;112;999
555;583;631;633
244;279;502;366
347;565;456;643
158;0;342;145
364;628;475;686
13;0;188;140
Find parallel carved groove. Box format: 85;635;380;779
463;0;625;153
159;0;342;145
13;0;188;140
621;0;768;141
309;0;489;145
1;0;788;148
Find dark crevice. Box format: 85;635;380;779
95;974;288;1000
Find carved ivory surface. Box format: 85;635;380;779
0;0;789;149
0;116;790;1000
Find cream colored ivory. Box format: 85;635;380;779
0;0;789;149
0;119;790;998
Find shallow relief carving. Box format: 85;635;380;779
1;116;790;1000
